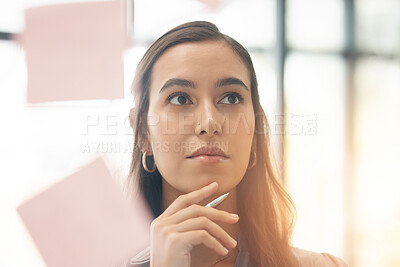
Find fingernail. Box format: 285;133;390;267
230;237;237;247
208;182;217;188
222;247;229;255
230;214;239;220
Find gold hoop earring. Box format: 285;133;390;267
142;151;156;173
248;150;256;169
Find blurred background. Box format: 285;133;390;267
0;0;399;266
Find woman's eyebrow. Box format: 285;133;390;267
159;78;196;94
158;77;248;94
215;77;248;91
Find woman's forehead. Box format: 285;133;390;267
150;41;251;89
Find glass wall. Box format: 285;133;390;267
1;0;399;266
351;1;400;265
285;0;400;266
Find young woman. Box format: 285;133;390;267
127;21;347;267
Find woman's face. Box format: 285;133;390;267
146;41;255;195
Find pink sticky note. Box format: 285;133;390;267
17;158;151;267
19;1;125;103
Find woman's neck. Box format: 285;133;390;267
161;181;240;267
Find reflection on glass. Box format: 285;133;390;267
249;51;283;166
356;0;400;56
249;52;276;116
287;0;344;51
133;0;275;48
353;57;400;267
284;53;346;257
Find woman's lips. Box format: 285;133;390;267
187;155;229;164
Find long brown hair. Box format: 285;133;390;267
127;21;297;267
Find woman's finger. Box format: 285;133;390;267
165;204;239;225
167;216;237;249
172;230;229;256
161;182;219;217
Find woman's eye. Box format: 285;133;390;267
219;93;243;104
168;93;193;105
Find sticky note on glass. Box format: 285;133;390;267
17;158;151;267
19;1;125;103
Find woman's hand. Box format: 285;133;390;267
149;182;239;267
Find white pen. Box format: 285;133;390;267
205;192;229;208
130;192;231;265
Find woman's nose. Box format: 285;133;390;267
194;101;223;137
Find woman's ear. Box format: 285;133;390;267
129;108;135;129
252;132;256;147
132;111;153;155
139;137;153;155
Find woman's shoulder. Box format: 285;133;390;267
291;247;348;267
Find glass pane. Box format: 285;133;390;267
0;1;25;32
356;0;400;56
250;52;277;117
284;53;346;257
353;57;400;267
287;0;344;51
249;51;282;164
133;0;275;48
0;0;113;32
0;32;135;267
